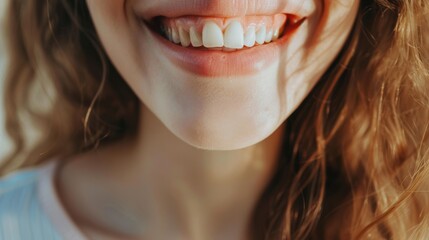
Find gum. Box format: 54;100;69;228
162;14;287;33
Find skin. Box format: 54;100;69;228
57;0;359;239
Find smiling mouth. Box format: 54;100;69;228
143;14;304;52
136;13;305;76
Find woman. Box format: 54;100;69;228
0;0;428;239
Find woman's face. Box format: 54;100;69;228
86;0;359;150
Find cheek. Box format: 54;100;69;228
86;0;167;113
316;0;359;51
86;0;125;28
321;0;360;36
86;0;143;76
278;0;359;110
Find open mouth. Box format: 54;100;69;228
136;13;306;76
143;14;304;52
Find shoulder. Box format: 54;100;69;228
0;163;62;239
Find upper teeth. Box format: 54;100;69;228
244;26;256;47
161;15;286;50
190;26;203;47
202;21;224;48
223;21;244;48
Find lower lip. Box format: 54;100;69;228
142;20;299;77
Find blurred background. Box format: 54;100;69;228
0;1;11;160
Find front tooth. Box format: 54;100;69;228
265;29;273;43
202;21;224;48
272;28;280;41
255;26;266;45
190;27;203;47
244;26;256;47
179;27;191;47
224;21;244;49
171;27;180;44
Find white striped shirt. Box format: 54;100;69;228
0;161;88;240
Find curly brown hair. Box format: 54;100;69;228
2;0;429;239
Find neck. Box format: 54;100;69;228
130;105;285;239
77;105;285;240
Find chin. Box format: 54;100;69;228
165;110;282;151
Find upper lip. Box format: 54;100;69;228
134;0;315;21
